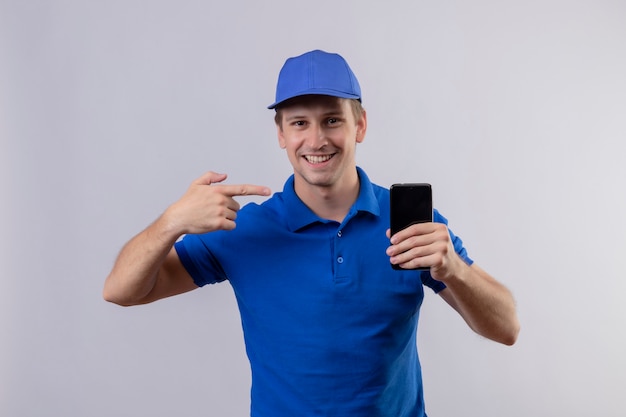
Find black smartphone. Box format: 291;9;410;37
390;183;433;270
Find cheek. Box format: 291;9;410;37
280;133;303;152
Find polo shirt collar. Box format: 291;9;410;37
282;167;381;232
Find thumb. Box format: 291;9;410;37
194;171;228;186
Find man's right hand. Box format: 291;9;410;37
164;171;271;235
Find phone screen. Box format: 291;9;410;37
390;183;432;236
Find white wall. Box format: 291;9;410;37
2;1;625;416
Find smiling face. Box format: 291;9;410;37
276;95;367;198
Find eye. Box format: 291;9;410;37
292;120;307;127
327;117;340;126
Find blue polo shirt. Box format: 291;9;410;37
175;167;472;417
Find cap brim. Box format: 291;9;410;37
267;89;361;109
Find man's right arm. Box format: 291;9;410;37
103;171;271;306
103;215;197;306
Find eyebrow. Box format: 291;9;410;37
284;109;345;123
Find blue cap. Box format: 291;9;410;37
268;50;362;109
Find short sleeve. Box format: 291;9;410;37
174;235;228;287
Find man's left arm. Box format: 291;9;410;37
387;222;520;345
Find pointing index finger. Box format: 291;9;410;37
219;184;271;197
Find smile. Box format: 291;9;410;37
304;154;334;164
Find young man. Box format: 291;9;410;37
104;49;519;416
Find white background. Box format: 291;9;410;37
2;1;625;416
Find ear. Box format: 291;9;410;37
277;124;286;149
355;109;367;144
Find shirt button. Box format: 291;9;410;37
337;230;343;237
337;257;344;264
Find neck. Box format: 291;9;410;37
294;171;360;223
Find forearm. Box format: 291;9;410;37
103;214;181;306
439;261;520;345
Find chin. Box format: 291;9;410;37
296;171;335;188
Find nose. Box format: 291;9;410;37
305;124;328;149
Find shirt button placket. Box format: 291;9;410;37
336;230;344;264
333;227;349;283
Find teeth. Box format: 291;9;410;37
305;154;333;164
